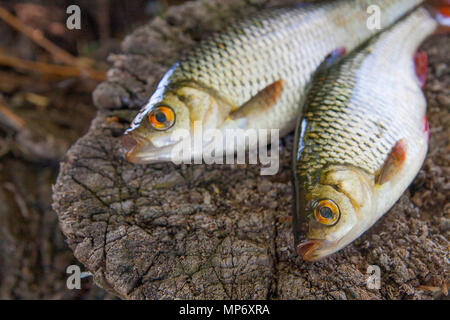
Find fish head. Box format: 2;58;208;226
296;165;374;261
123;85;231;164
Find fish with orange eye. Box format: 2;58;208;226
148;105;176;131
295;199;341;261
293;7;435;262
121;103;180;164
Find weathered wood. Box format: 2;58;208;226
52;0;450;299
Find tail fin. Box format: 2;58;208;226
426;0;450;33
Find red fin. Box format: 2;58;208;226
427;0;450;34
426;0;450;12
376;139;407;185
438;5;450;16
324;47;346;68
414;51;428;89
231;80;284;120
424;116;430;141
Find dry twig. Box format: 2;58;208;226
0;51;106;80
0;103;25;130
0;6;106;80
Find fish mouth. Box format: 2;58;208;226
122;133;175;164
296;239;327;262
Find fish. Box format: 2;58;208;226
292;7;437;262
122;0;423;164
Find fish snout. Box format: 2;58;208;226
296;239;324;261
121;133;175;164
122;134;140;163
122;134;137;152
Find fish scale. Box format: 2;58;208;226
164;0;423;131
292;6;441;261
124;0;426;166
295;8;436;191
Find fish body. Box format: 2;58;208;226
123;0;423;163
293;7;437;261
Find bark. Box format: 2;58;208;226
52;0;450;299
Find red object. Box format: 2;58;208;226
437;5;450;17
424;116;430;141
414;51;428;89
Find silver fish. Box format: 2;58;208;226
293;7;436;261
122;0;423;164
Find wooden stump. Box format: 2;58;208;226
52;0;450;299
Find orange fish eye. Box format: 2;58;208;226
314;199;340;226
148;105;176;131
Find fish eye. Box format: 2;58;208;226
314;199;340;226
148;105;176;131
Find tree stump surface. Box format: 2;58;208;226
52;0;449;299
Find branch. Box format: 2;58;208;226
0;51;106;80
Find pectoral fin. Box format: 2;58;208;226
312;47;347;79
423;115;430;141
414;51;428;89
323;47;346;68
376;139;407;185
230;80;284;120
